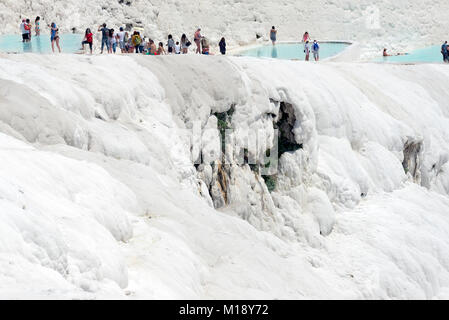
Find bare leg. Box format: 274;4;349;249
51;40;55;53
56;38;61;53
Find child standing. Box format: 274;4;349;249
167;34;175;54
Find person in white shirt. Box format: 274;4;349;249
20;20;27;42
175;41;181;54
304;41;310;61
117;27;127;53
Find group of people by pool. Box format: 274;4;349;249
19;16;227;55
269;26;320;61
20;17;61;52
20;16;61;52
19;17;40;42
17;17;449;62
89;23;227;55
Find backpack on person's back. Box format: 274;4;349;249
132;34;142;46
313;42;319;52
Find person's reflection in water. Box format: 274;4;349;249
35;35;42;53
23;40;32;53
271;46;278;58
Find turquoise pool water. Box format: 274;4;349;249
0;34;83;54
238;42;350;60
374;45;445;63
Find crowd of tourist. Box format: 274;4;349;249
18;17;448;62
81;24;226;55
19;17;227;55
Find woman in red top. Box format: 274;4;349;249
82;28;93;54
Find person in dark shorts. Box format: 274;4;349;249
21;19;32;42
50;22;61;52
20;19;28;42
25;19;32;42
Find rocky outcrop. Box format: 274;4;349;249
402;139;423;183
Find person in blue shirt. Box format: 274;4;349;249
270;26;277;45
98;23;110;54
441;41;448;63
50;22;61;53
312;40;320;61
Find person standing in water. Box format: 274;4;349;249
82;28;93;54
50;22;61;53
24;19;32;42
270;26;277;45
441;41;448;63
35;16;41;36
98;23;110;54
312;40;320;61
304;40;310;61
20;19;27;42
219;37;226;55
